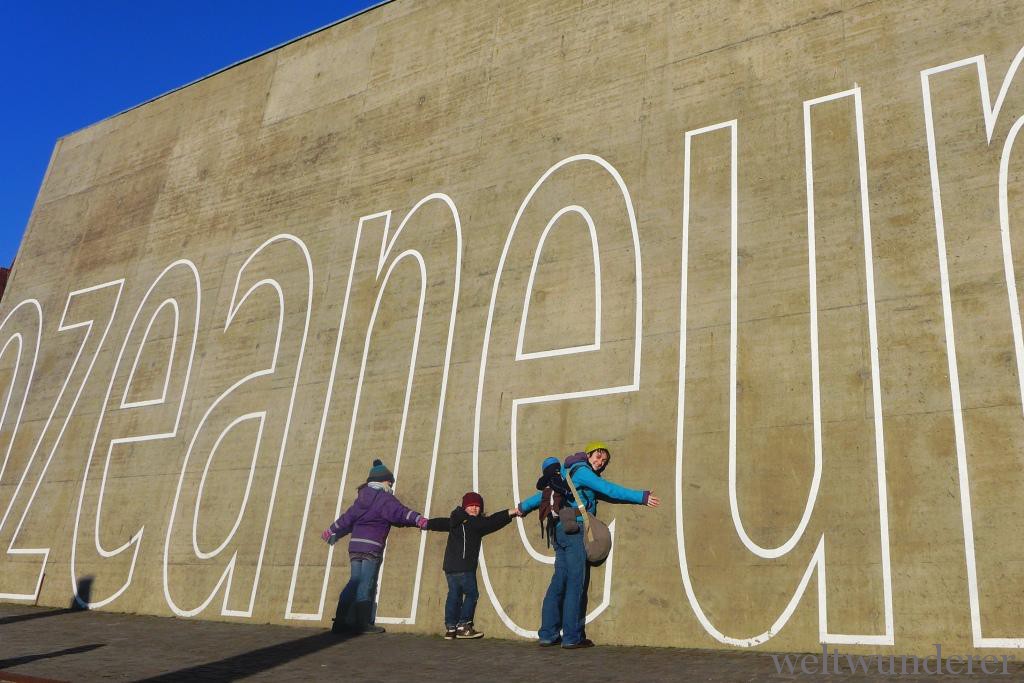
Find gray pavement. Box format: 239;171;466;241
1;604;1022;682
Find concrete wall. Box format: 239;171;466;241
2;0;1024;656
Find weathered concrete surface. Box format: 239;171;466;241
2;0;1024;658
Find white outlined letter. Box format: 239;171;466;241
922;46;1024;648
0;300;42;492
71;261;200;609
163;235;311;618
472;154;642;637
675;88;893;647
286;195;461;624
0;281;122;600
0;300;44;595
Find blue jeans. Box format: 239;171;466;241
444;571;479;628
334;556;381;627
539;523;590;645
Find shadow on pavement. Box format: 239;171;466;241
136;631;354;681
0;609;78;626
0;643;105;669
0;577;93;627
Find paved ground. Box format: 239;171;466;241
0;604;1022;682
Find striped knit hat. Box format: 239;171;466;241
367;459;395;483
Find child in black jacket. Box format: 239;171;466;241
425;492;519;638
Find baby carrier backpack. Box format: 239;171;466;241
535;458;578;547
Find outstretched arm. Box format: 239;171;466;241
382;494;427;528
424;516;453;532
469;509;514;535
518;491;542;515
570;466;649;505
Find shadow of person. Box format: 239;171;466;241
137;631;357;681
0;576;95;625
0;642;105;669
70;576;93;610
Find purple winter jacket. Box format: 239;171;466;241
328;484;425;557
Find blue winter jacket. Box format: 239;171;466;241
519;455;648;520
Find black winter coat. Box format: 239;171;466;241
425;507;513;573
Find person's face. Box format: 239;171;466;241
465;505;481;516
588;449;609;471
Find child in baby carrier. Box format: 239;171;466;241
535;456;579;548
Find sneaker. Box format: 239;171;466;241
444;627;457;640
561;638;595;649
538;637;562;647
455;624;484;639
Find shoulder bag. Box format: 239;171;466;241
564;469;612;565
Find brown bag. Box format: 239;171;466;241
565;469;612;565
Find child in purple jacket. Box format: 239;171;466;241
321;459;427;634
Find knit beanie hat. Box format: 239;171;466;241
462;492;484;509
367;459;395;483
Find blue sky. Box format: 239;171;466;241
0;1;381;269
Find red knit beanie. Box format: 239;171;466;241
462;492;484;509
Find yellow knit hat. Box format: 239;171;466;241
585;441;609;454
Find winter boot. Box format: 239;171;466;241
354;601;385;634
331;595;355;634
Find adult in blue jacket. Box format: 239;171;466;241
518;442;660;648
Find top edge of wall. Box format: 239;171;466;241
60;0;397;141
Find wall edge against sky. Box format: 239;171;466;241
55;0;396;144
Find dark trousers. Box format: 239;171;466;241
444;571;479;628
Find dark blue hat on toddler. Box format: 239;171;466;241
536;456;570;495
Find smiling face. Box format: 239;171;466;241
587;449;610;471
465;504;481;517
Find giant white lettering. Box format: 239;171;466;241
921;46;1024;648
0;300;43;522
0;281;122;600
70;261;200;608
286;195;461;624
675;88;893;647
163;235;311;618
473;154;642;637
